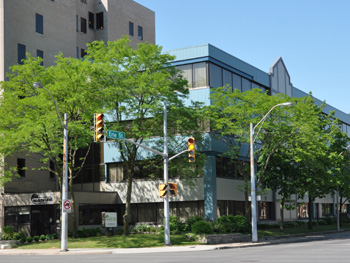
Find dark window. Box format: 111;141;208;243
17;158;26;177
81;17;87;33
18;44;26;64
129;21;134;36
138;25;143;40
50;160;55;179
81;48;86;58
88;12;94;29
96;12;104;29
36;13;43;34
76;15;79;31
36;50;43;65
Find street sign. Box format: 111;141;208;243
63;199;72;213
107;130;125;140
102;212;118;228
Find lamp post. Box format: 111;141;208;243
250;102;293;243
33;82;69;252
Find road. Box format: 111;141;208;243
2;231;350;263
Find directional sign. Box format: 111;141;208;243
63;199;72;213
107;130;125;140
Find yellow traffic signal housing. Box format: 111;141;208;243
188;137;195;162
158;184;167;197
94;113;104;142
169;183;178;196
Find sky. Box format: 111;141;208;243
134;0;350;114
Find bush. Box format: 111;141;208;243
18;237;26;244
186;216;204;232
46;234;53;240
169;216;186;233
26;237;33;243
40;234;46;241
132;224;151;233
33;236;40;242
191;220;213;235
213;215;250;234
14;229;27;240
52;233;59;239
1;226;14;240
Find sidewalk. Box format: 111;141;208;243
0;230;347;256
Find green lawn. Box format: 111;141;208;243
259;222;350;237
17;234;200;249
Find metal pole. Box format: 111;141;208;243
61;113;69;251
163;101;171;246
250;123;258;242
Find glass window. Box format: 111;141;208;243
36;50;43;66
81;48;86;58
36;13;43;34
233;74;242;91
107;163;124;182
17;158;25;177
242;78;251;92
193;62;207;87
81;17;87;33
18;44;26;64
129;22;134;36
96;12;104;29
223;69;233;89
76;15;79;31
88;12;94;29
18;211;30;224
209;63;222;88
138;25;143;40
177;64;193;88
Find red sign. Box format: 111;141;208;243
63;199;72;213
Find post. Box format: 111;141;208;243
250;122;258;243
61;113;69;251
163;101;171;246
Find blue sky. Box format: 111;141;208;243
134;0;350;114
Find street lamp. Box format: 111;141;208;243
33;82;69;252
250;102;293;242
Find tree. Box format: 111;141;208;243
85;37;204;235
206;87;294;219
0;53;103;237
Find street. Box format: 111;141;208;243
1;231;350;263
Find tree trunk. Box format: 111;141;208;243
339;196;343;228
280;197;285;233
123;169;133;236
308;195;313;230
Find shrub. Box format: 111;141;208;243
52;233;59;239
191;220;213;235
132;224;151;233
169;216;186;233
14;229;27;240
18;237;26;244
40;234;46;241
232;215;250;233
186;216;204;232
214;215;250;234
46;234;53;240
26;237;33;243
1;226;14;240
33;236;40;242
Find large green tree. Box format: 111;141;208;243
85;37;204;235
0;53;102;236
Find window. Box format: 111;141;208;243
18;44;26;64
36;50;43;65
138;25;143;40
129;21;134;36
242;78;251;92
76;47;79;58
88;12;94;29
193;62;207;87
81;17;87;33
76;15;79;31
36;13;43;34
209;63;222;88
233;74;242;91
177;64;192;88
96;12;104;29
17;158;26;177
81;48;86;58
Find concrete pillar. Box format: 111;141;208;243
204;155;217;221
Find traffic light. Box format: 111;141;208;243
169;183;178;196
94;113;104;142
158;184;167;198
188;137;195;162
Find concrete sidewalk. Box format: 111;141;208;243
0;231;347;256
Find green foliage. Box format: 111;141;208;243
186;216;205;232
33;236;40;242
13;229;27;240
191;220;213;235
26;237;33;243
213;215;250;234
169;216;186;234
40;234;46;241
1;226;14;240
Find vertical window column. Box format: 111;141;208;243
18;44;26;65
36;13;43;34
81;17;87;33
129;22;134;36
17;158;26;177
138;25;143;40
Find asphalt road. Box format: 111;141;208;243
2;231;350;263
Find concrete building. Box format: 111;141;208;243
0;0;154;236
